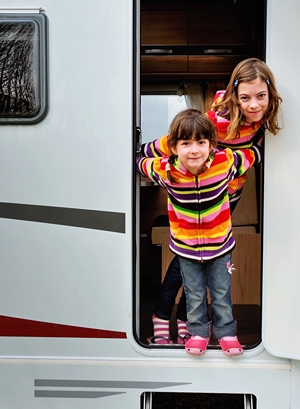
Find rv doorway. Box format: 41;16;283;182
137;0;266;351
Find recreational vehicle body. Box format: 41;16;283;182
0;0;299;408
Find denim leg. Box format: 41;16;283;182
178;256;210;338
207;253;237;339
154;256;183;321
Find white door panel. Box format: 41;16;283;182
263;0;300;359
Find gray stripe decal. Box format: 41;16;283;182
34;379;191;399
35;380;190;388
0;202;125;234
35;391;125;399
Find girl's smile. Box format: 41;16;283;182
172;138;211;175
237;77;269;123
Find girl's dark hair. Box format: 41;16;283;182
166;109;217;182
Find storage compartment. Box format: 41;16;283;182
189;55;247;74
189;9;248;46
141;391;257;409
141;55;188;73
140;0;263;78
141;11;188;45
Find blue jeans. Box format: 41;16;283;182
178;253;237;339
154;256;187;322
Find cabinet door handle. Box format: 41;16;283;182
144;48;173;54
204;48;232;54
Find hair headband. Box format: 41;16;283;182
234;79;270;87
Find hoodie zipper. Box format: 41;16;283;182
195;175;204;262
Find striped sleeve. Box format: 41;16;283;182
136;156;153;178
141;135;170;157
231;145;262;178
136;156;169;188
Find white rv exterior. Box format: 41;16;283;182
0;0;299;408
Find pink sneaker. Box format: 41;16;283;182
218;336;243;356
185;335;209;356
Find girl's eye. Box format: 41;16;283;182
239;96;249;101
258;93;266;98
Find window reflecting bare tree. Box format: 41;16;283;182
0;22;38;117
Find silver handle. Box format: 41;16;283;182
144;49;173;54
204;48;232;54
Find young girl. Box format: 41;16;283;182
142;58;282;346
137;108;262;356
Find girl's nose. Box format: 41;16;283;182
249;99;259;109
190;142;199;152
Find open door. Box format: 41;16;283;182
263;0;300;360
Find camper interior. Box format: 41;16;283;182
137;0;266;350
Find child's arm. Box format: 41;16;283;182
231;144;262;179
210;90;226;108
136;156;168;186
136;156;152;178
205;91;230;144
140;135;170;158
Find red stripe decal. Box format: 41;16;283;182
0;315;126;338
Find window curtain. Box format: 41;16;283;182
183;82;205;111
183;80;227;112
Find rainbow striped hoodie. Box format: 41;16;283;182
137;146;261;262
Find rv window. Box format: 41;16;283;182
141;95;187;142
0;14;47;124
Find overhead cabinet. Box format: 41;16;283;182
141;4;251;78
141;12;188;45
189;9;247;45
141;11;189;73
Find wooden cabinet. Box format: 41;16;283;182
141;12;188;46
141;55;188;74
188;55;246;75
141;2;257;78
141;11;189;74
189;10;247;46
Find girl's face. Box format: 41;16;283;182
172;138;211;175
237;77;269;123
